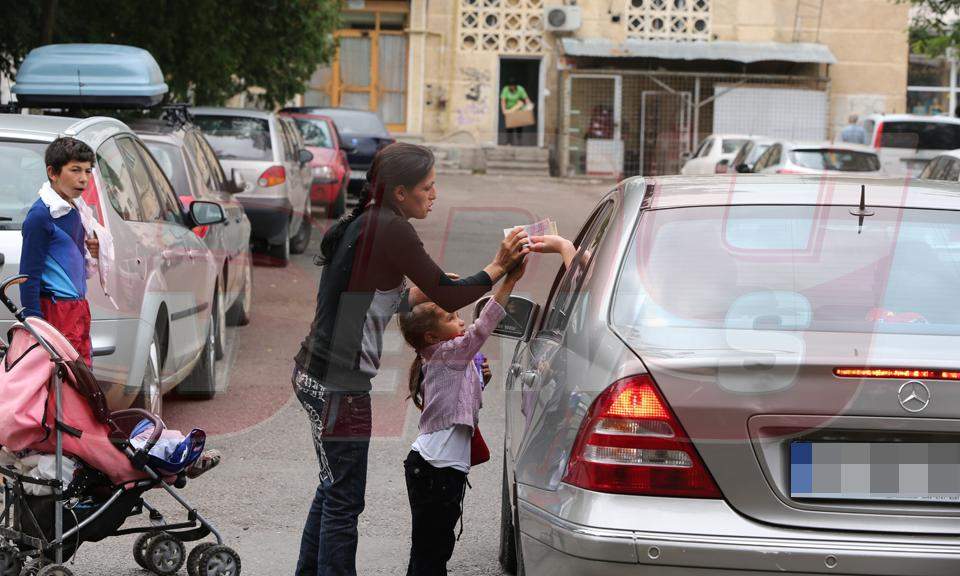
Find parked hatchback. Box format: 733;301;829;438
133;116;254;363
492;174;960;576
860;114;960;176
680;134;750;175
191;107;313;266
0;113;227;414
280;107;394;197
919;149;960;182
753;141;881;174
280;112;350;218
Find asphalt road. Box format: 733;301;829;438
67;172;612;575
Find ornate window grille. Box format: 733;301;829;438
459;0;545;53
627;0;711;41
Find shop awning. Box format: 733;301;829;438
559;38;837;65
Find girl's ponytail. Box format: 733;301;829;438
397;301;441;410
408;354;425;410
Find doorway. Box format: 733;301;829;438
498;58;540;147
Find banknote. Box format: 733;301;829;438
503;218;558;238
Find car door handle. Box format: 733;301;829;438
188;249;206;259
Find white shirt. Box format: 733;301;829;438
411;424;472;473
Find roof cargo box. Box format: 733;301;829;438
13;44;168;108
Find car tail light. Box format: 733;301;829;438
873;122;884;149
258;166;286;187
563;375;722;498
776;168;804;174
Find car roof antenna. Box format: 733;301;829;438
849;184;874;234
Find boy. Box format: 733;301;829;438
20;137;100;366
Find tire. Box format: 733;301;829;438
267;235;290;267
328;181;347;219
134;328;163;417
35;567;73;576
290;201;312;255
133;532;159;570
213;285;226;361
197;544;241;576
498;456;518;574
18;559;39;576
0;547;21;576
144;533;185;576
187;543;216;576
176;314;218;400
226;262;252;327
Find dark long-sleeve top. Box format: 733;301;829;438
295;205;493;392
19;199;87;318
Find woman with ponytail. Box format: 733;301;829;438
292;142;528;576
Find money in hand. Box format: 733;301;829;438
504;218;558;238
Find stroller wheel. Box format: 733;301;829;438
197;545;241;576
145;533;186;576
17;559;38;576
36;566;74;576
0;547;21;576
133;531;160;569
187;543;215;576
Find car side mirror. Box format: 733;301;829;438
474;295;540;342
228;169;252;194
299;148;314;166
736;163;751;173
189;200;226;227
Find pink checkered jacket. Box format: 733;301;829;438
417;299;505;435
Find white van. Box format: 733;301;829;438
860;114;960;176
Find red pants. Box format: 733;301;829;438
40;298;92;367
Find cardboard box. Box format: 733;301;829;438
504;107;535;129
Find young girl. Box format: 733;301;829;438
398;260;526;575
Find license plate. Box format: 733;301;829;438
791;442;960;503
349;169;367;181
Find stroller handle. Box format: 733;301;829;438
0;274;28;321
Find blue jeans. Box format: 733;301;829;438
293;368;372;576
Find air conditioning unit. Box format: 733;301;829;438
544;6;581;33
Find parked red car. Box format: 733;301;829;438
281;112;350;217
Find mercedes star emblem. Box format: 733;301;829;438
898;381;931;413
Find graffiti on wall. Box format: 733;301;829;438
456;66;491;127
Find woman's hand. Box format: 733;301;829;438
85;234;100;260
485;228;529;282
481;358;492;386
528;234;575;268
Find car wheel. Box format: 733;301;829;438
499;454;518;574
267;235;290;267
135;328;163;417
328;181;347;219
290;200;312;255
226;262;252;327
176;313;218;400
212;284;226;361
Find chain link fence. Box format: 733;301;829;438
559;69;830;178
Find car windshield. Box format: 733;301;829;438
192;116;273;161
879;121;960;150
144;141;191;196
613;205;960;336
0;140;49;230
293;118;333;148
722;139;748;154
790;149;880;172
320;110;387;136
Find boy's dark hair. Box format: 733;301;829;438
45;137;95;175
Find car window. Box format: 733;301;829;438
116;137;161;222
540;199;616;335
789;149;881;172
0;139;49;229
96;138;142;222
766;145;782;167
192;115;273;161
196;133;228;191
947;158;960;181
133;139;183;225
748;143;771;165
753;146;774;171
879;121;960;150
293;117;334;148
722;139;748;154
318;109;388;137
732;141;753;168
697;138;715;158
921;157;945;180
182;132;215;192
144;141;192;197
278;120;297;162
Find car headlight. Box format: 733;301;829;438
312;165;335;180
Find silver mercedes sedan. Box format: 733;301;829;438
491;175;960;576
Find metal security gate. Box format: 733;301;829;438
560;69;830;178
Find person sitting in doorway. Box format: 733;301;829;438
501;78;533;146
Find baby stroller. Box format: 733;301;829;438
0;275;240;576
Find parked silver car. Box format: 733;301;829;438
753;141;882;175
191;107;313;266
860;114;960;177
135;118;255;359
492;174;960;576
0;113;227;414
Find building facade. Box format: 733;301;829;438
303;0;910;176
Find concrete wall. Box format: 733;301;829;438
408;0;910;144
